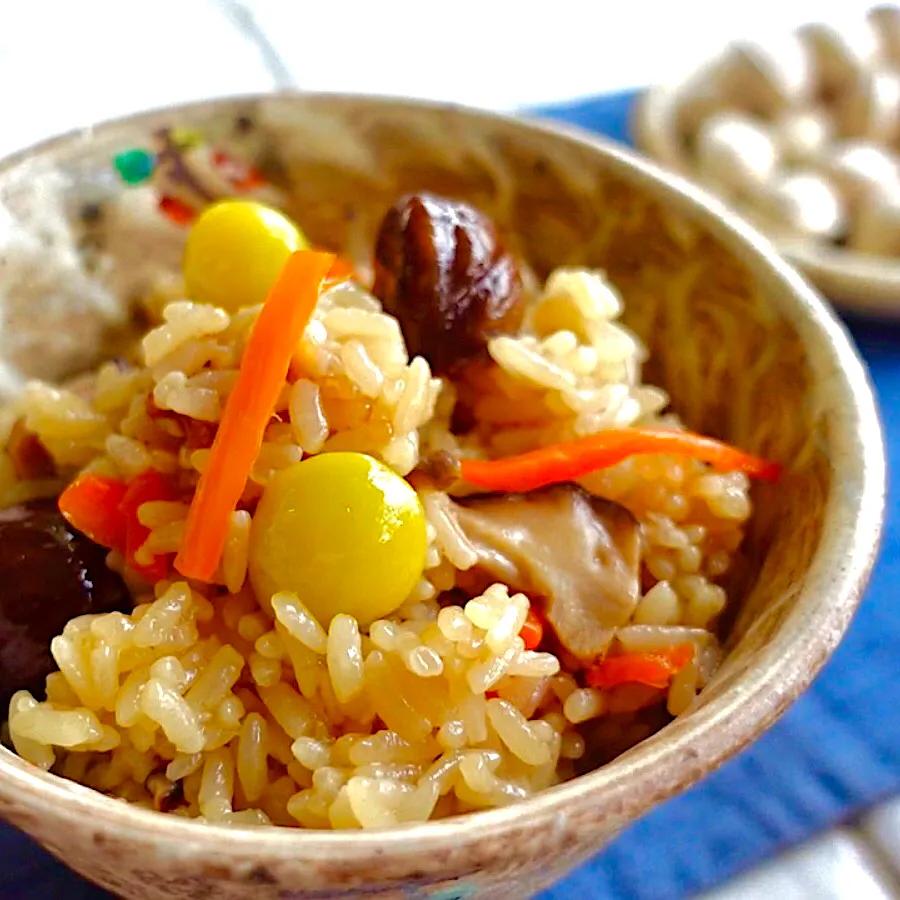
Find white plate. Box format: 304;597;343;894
633;68;900;320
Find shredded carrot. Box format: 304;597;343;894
325;256;357;282
459;427;781;494
175;249;335;581
520;607;545;651
120;470;180;582
318;253;357;287
58;474;128;549
585;643;695;691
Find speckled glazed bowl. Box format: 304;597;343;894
0;94;886;900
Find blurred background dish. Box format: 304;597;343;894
635;4;900;316
0;1;878;155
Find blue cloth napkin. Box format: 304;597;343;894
1;91;898;900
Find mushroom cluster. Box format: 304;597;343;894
676;6;900;256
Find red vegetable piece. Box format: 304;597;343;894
211;149;266;191
585;643;695;691
119;470;180;582
520;607;545;651
58;475;129;550
159;195;197;226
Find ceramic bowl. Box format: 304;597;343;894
0;93;886;900
633;62;900;319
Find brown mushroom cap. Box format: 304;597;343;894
450;484;642;663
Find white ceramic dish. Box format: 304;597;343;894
634;45;900;319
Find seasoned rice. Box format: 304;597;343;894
2;261;750;829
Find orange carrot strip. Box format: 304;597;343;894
175;250;335;581
520;607;545;651
58;474;129;549
325;256;356;282
585;643;695;691
460;428;781;494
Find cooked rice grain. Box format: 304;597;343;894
5;265;750;829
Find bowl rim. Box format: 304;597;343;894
0;90;886;862
632;78;900;318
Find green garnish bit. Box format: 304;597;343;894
113;148;155;185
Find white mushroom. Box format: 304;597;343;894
834;66;900;142
820;141;900;210
715;37;814;116
849;183;900;255
694;113;780;200
797;20;882;100
750;171;845;241
774;108;833;165
869;5;900;65
674;69;733;143
672;84;731;146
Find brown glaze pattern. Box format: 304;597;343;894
0;94;885;899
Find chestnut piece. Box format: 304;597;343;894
373;193;524;375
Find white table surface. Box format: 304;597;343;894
0;0;876;156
